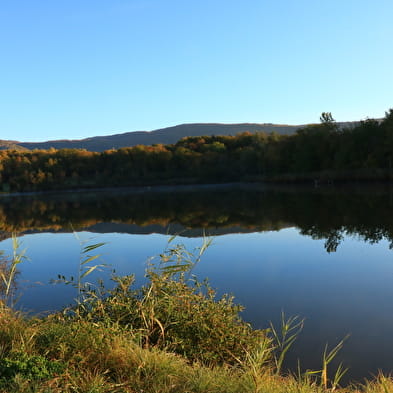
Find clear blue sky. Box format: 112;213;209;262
1;0;392;142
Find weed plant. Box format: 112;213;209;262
55;238;266;365
0;235;27;307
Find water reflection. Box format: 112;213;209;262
1;184;393;252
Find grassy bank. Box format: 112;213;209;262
1;240;392;392
2;308;393;393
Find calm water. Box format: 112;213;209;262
2;183;393;382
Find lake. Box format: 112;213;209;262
1;183;393;382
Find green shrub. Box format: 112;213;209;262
61;242;268;365
0;353;64;386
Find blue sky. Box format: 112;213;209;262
1;0;392;142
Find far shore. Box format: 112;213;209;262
0;181;267;198
1;178;393;199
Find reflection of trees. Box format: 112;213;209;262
281;187;393;252
301;227;344;253
0;189;292;234
277;190;389;250
0;186;393;252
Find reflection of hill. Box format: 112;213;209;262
1;184;393;251
84;222;282;237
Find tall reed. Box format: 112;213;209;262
0;234;27;307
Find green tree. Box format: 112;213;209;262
320;112;335;124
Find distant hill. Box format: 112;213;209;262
13;123;301;152
0;140;28;151
5;121;359;152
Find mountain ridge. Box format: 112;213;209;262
1;120;359;152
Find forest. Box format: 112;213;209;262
1;109;393;193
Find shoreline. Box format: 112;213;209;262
0;181;268;198
2;177;393;199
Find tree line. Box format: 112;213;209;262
1;109;393;192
